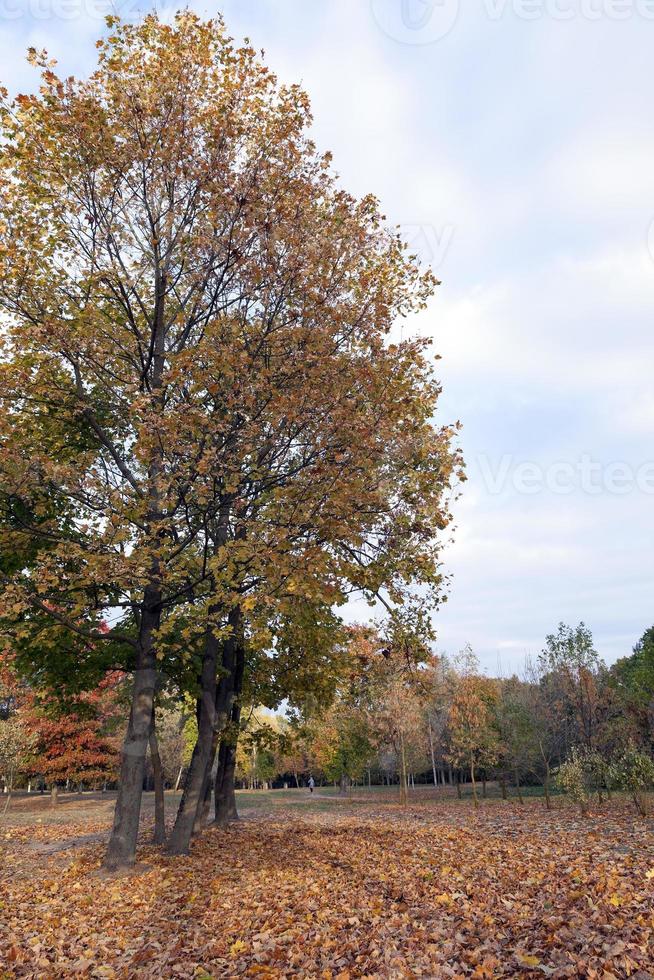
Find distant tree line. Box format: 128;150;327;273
3;620;653;825
229;622;654;817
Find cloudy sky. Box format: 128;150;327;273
3;0;653;672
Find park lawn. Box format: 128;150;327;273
1;792;653;978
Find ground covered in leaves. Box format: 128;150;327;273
1;789;653;978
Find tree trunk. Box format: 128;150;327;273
214;626;245;826
103;589;160;871
149;720;165;846
543;766;551;810
470;759;479;808
193;779;213;836
167;616;222;855
399;731;408;805
197;606;243;833
428;718;438;788
214;739;239;824
514;768;524;805
167;502;240;853
174;766;183;793
633;790;648;817
104;268;168;873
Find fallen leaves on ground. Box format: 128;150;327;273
1;798;654;978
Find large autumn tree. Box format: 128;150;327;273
0;14;460;868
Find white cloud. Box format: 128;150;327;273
547;126;654;217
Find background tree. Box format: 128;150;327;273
611;626;654;747
496;677;537;803
309;700;373;795
0;714;34;807
0;655;37;802
154;705;191;788
32;713;118;795
611;744;654;817
367;658;429;804
28;675;121;797
539;623;604;750
421;657;455;789
523;659;568;808
448;667;500;807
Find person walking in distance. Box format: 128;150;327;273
308;775;315;794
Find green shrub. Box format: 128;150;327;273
610;746;654;817
556;747;592;815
